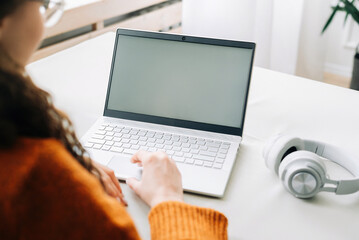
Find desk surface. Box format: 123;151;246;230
28;32;359;240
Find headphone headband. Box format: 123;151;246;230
302;139;359;194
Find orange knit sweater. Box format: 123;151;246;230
0;138;228;239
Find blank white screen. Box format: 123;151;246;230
107;35;253;128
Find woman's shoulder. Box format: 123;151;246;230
0;137;69;166
0;137;84;197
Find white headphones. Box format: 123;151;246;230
263;134;359;198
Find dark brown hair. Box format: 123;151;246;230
0;0;103;184
0;0;25;19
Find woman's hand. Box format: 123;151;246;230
126;151;183;208
93;162;128;206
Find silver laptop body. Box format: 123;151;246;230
81;29;256;197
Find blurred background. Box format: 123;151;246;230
34;0;359;89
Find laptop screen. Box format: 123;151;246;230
105;29;255;136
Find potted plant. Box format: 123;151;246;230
322;0;359;90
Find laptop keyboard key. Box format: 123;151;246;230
84;142;93;148
139;136;148;141
194;160;204;166
173;156;185;163
138;131;147;137
138;141;147;146
93;135;105;140
174;152;184;157
95;130;106;135
114;133;122;137
193;155;215;162
102;145;111;151
139;146;148;151
163;135;171;140
207;142;221;148
182;148;190;153
89;122;231;170
88;138;105;145
190;144;199;149
129;140;138;145
208;147;219;153
200;151;216;157
123;143;131;149
215;158;225;163
130;135;139;140
213;163;223;169
219;148;228;154
173;146;181;151
182;143;190;148
124;149;137;155
93;144;102;149
123;134;131;139
166;150;175;155
190;149;200;154
104;136;113;141
204;162;213;168
184;153;192;158
185;158;194;164
131;145;140;150
110;146;123;153
121;129;130;134
155;144;164;149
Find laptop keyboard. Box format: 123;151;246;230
84;123;230;169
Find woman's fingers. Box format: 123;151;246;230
131;150;150;164
127;151;183;208
126;177;140;193
94;162;128;206
104;166;123;193
107;171;128;206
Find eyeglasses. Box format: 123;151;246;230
33;0;65;28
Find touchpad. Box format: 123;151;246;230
107;155;142;180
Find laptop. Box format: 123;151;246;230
81;28;255;197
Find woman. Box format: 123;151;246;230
0;0;228;239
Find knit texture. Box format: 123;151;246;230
149;201;228;240
0;138;228;239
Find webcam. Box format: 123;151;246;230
182;36;186;41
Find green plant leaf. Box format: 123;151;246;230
344;12;349;25
343;0;359;24
322;5;340;34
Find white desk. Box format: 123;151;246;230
28;32;359;240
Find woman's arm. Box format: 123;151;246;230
14;139;141;240
127;151;228;240
14;139;227;239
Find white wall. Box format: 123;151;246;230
324;11;359;78
295;0;329;81
182;0;359;80
182;0;304;75
182;0;257;41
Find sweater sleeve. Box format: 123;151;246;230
14;139;142;240
11;139;228;240
148;201;228;240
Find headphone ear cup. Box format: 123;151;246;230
263;135;305;175
279;151;327;198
